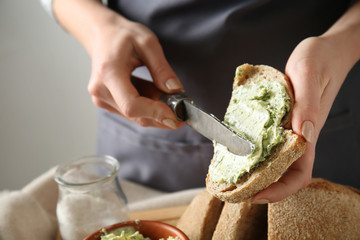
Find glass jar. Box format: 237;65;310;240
54;155;129;240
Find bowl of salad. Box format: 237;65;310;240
84;220;189;240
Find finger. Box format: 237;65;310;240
133;31;184;93
252;143;315;203
105;70;182;129
124;95;182;128
89;68;127;114
285;61;321;143
93;94;184;129
88;72;114;101
91;96;122;115
90;57;182;128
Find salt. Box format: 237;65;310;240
57;189;129;240
54;155;129;240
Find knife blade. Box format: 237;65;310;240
160;93;254;156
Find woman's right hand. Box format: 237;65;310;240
53;0;184;129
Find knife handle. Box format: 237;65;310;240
131;76;191;121
159;93;192;121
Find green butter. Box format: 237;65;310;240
208;71;290;184
101;227;150;240
100;226;180;240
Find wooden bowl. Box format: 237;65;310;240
84;220;189;240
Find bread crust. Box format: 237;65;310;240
268;178;360;240
176;189;224;240
207;130;306;203
206;64;306;203
212;201;267;240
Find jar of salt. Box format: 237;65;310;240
54;155;129;240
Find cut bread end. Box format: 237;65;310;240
206;130;306;203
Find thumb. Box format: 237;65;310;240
286;67;319;144
134;35;184;93
147;54;184;93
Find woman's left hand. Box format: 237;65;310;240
252;35;353;204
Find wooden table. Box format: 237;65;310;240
57;205;188;239
129;205;187;226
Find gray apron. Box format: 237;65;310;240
98;0;359;191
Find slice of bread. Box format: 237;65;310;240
212;201;267;240
176;189;224;240
231;64;295;128
206;64;306;203
268;178;360;239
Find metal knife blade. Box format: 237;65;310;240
160;93;254;156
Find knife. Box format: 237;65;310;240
131;76;254;156
160;93;254;156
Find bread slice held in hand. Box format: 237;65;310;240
206;64;306;203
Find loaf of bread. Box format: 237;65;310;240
268;178;360;240
177;179;360;240
212;201;267;240
206;64;306;203
177;189;223;240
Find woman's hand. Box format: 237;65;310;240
87;16;185;129
252;36;348;204
252;0;360;204
54;0;184;129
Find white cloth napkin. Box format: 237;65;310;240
0;167;202;240
0;167;58;240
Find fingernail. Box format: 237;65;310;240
165;78;183;91
251;199;269;204
302;120;314;143
162;118;177;129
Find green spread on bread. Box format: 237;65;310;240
208;67;290;184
